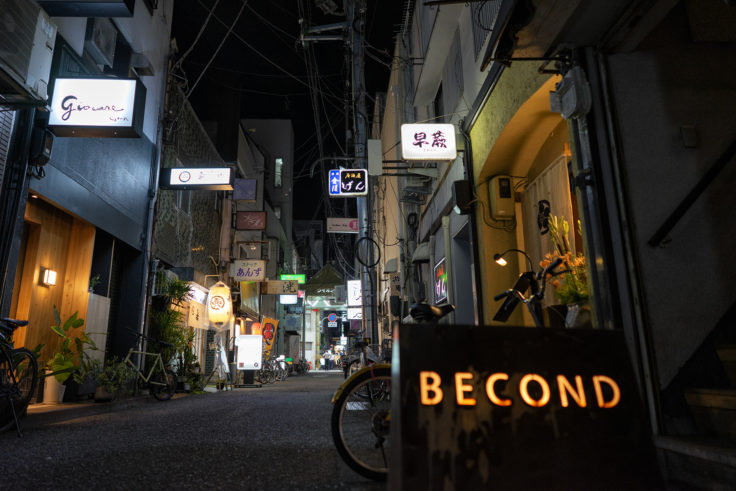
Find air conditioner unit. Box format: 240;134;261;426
84;17;117;68
0;0;57;105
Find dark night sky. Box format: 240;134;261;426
171;0;406;219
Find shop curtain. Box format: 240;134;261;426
521;155;575;276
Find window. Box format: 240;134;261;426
274;158;283;188
177;190;191;214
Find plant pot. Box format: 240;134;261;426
546;305;567;329
94;386;115;403
43;371;66;404
564;301;593;329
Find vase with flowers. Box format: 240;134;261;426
539;216;591;328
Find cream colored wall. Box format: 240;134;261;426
469;63;562;324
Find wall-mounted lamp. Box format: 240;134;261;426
493;248;534;272
40;267;57;286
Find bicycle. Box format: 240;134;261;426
331;304;454;481
0;317;38;436
492;257;564;328
122;329;176;401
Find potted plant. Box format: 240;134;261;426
93;358;137;402
88;274;101;293
44;307;90;404
539;216;591;328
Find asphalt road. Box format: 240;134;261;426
0;371;386;491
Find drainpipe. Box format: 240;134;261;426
459;124;483;324
137;58;170;339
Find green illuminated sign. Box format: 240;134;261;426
280;274;306;284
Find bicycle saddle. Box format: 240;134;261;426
409;303;455;322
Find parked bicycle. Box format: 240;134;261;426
122;329;176;401
492;257;564;328
0;318;38;436
330;303;454;481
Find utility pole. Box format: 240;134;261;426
347;0;377;343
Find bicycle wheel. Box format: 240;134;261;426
150;367;176;401
0;348;38;433
331;367;391;481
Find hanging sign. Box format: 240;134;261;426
347;279;362;307
236;335;263;369
261;317;279;358
328;169;368;197
347;307;362;320
263;280;299;295
230;260;266;282
401;123;457;161
280;274;306;284
434;258;447;303
235;211;267;230
160;167;234;191
233;178;257;201
327;217;359;233
48;78;146;137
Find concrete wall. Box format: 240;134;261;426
605;3;736;387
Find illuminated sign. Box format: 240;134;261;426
206;281;232;326
280;274;306;284
279;294;298;305
347;279;362;307
263;280;298;295
400;123;457;161
328;169;368;197
347;307;362;320
236;335;262;369
230;260;266;282
160;167;234;191
49;78;146;137
434;258;447;303
393;325;659;489
235;211;266;230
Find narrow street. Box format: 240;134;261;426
1;372;385;491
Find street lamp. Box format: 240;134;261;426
493;248;534;272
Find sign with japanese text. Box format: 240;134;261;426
263;280;299;295
160;167;234;191
49;78;146;137
390;272;401;296
328;169;368;197
230;260;266;282
434;257;447;303
347;279;362;307
347;307;362;320
280;274;306;284
261;317;279;358
235;211;267;230
401;123;457;161
233;178;257;201
327;217;359;234
188;300;207;329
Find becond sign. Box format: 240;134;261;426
49;78;146;137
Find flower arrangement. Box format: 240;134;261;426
539;215;589;305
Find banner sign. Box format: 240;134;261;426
401;123;457;161
392;325;661;489
261;317;279;359
235;211;267;230
327;217;359;233
263;280;298;295
236;335;262;369
230;260;265;281
49;78;146;137
328;169;368;197
187;301;207;329
160;167;234;191
347;279;362;307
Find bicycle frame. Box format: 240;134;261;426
123;349;168;387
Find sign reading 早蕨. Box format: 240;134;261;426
401;123;457;161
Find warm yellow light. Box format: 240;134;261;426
519;373;550;407
592;375;621;408
455;372;477;406
42;268;57;286
207;281;232;325
419;371;443;405
485;373;512;406
495;256;507;266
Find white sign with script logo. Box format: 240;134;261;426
49;78;137;127
401;123;457;161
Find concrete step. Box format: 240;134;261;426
655;435;736;491
684;388;736;441
716;345;736;386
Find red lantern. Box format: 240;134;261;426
251;322;262;335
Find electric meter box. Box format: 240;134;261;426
489;175;515;220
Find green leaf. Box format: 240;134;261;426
50;325;65;338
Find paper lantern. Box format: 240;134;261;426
207;281;232;326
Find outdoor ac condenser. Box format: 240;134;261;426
0;0;57;104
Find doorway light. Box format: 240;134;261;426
40;267;57;286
